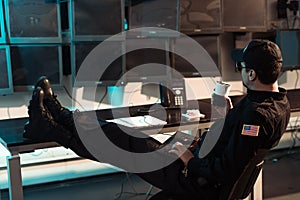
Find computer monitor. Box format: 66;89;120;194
180;0;222;34
10;44;63;91
0;46;13;95
125;37;171;82
71;41;126;87
0;2;6;44
129;0;180;37
276;30;300;70
4;0;61;43
222;0;269;31
171;35;220;78
70;0;124;41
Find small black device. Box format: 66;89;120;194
159;79;186;108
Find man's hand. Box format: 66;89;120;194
212;96;233;117
169;142;194;166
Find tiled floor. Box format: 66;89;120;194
263;147;300;200
1;147;300;200
0;173;159;200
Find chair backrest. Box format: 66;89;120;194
220;149;267;200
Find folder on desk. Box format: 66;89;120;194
106;115;167;128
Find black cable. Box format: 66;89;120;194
114;173;154;200
97;86;108;110
62;85;86;111
114;178;125;200
295;70;299;89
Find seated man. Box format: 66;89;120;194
24;40;290;200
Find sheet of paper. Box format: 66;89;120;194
149;131;176;144
106;115;167;128
182;109;205;119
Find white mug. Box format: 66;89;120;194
214;81;231;97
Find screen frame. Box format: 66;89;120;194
0;1;6;44
125;37;172;83
222;0;268;32
4;0;62;43
69;0;125;42
276;30;300;69
171;34;221;78
180;0;222;34
71;40;127;87
10;44;63;91
128;0;181;37
0;45;13;95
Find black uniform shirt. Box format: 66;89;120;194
186;87;290;186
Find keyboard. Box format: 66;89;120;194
156;131;199;154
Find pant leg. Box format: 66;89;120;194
98;123;204;198
67;120;154;160
70;114;212;199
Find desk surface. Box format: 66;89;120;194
0;106;210;149
1;89;299;150
0;117;29;146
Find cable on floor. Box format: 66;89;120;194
114;172;155;200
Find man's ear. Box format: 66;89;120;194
249;70;256;81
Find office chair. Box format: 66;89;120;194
219;149;267;200
149;149;267;200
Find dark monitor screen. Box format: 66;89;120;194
72;41;126;86
10;45;62;88
125;38;170;82
180;0;222;33
72;0;123;37
129;0;180;31
6;0;60;38
276;30;300;69
0;46;13;94
222;0;266;31
172;35;220;78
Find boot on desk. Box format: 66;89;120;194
24;87;73;147
34;76;108;130
23;87;95;160
35;76;74;131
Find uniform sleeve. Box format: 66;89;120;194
186;109;268;185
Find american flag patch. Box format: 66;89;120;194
241;124;260;136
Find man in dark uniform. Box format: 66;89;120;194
24;39;290;200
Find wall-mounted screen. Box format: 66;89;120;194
4;0;61;43
171;35;220;78
222;0;268;32
71;41;126;86
125;38;171;82
180;0;222;34
0;46;13;95
10;44;62;90
129;0;180;37
70;0;124;41
276;30;300;69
